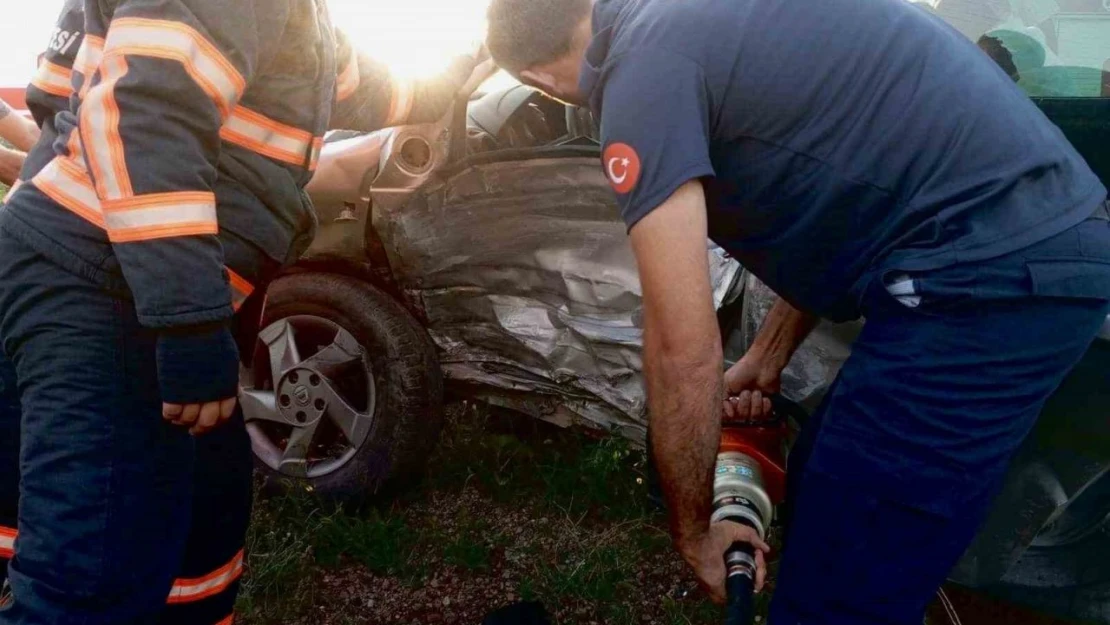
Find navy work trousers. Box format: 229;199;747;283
0;230;253;625
769;219;1110;625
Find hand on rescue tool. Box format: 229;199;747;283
679;520;770;604
164;397;238;436
722;354;781;421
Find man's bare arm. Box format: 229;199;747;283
748;296;819;371
723;295;819;420
632;180;722;545
0;145;25;187
0;99;41;153
631;180;768;603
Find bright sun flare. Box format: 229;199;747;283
0;0;496;84
332;0;492;79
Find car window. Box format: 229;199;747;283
911;0;1110;97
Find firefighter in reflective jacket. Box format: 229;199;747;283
0;0;488;622
3;2;253;621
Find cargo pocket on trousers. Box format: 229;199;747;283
1027;260;1110;300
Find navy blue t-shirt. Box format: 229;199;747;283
581;0;1108;321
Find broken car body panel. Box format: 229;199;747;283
307;90;743;440
378;154;741;439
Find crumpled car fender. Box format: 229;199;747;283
373;153;744;438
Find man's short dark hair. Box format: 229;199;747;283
976;35;1020;82
487;0;592;74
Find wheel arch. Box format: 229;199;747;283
276;258;428;326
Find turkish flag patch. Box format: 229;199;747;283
603;142;641;194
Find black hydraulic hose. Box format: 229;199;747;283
725;569;755;625
721;514;761;625
447;97;470;166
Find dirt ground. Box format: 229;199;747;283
236;402;1079;625
258;490;717;625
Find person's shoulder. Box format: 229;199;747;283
56;0;85;24
627;0;740;35
611;0;737;67
625;0;732;24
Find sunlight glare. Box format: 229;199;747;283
0;0;500;85
329;0;492;79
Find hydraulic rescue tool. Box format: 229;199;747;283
713;395;796;625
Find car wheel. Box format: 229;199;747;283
991;474;1110;623
239;272;443;502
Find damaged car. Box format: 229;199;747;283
240;84;746;493
238;0;1110;620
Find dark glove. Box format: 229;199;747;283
156;321;240;404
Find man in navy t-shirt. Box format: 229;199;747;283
487;0;1110;622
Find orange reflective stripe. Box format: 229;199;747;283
336;50;360;101
74;35;106;75
31;60;74;98
67;130;84;163
105;18;245;118
102;191;217;243
75;35;106;98
80;54;132;201
166;549;244;604
0;526;15;559
32;157;106;228
32;157;217;242
220;106;313;167
3;180;22;203
228;268;254;312
308;137;323;172
1;528;243;616
385;77;414;127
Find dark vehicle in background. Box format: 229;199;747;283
238;0;1110;621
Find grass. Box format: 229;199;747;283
236;402;731;624
421;402;653;520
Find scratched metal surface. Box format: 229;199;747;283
374;155;744;439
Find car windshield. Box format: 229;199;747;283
912;0;1110;96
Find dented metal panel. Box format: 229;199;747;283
373;155;743;437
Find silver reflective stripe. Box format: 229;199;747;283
106;18;244;113
885;274;922;308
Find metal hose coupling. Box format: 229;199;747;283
714;450;773;625
713;451;773;542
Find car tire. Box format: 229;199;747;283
244;272;443;503
990;513;1110;623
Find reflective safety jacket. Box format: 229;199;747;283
15;0;84;205
3;0;476;328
